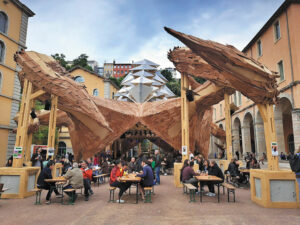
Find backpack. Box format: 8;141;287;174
289;154;300;173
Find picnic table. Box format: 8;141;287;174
195;175;223;203
44;177;67;204
119;174;141;203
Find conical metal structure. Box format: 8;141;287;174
116;59;175;103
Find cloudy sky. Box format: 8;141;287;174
22;0;284;68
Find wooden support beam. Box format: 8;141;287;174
46;95;58;159
13;79;33;168
29;89;46;100
181;73;190;162
138;142;142;156
24;101;35;163
257;104;279;171
224;92;233;161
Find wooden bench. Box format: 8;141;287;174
63;189;76;205
144;187;153;203
31;188;42;205
184;183;197;202
221;183;236;202
108;186;116;203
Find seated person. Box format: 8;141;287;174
136;159;154;200
128;157;137;173
182;161;200;191
162;157;169;175
227;159;246;184
199;159;210;191
37;160;61;204
63;162;84;202
250;158;260;169
206;161;224;197
81;161;93;201
110;160;131;203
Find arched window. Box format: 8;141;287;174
0;41;5;62
93;88;99;96
0;12;8;34
74;76;85;83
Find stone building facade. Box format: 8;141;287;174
0;0;34;166
209;0;300;159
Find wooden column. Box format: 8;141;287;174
13;79;33;168
224;93;233;161
47;95;58;159
181;73;190;162
257;104;279;171
24;100;35;163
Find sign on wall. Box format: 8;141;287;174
47;147;55;156
182;146;188;156
271;142;278;156
13;146;23;159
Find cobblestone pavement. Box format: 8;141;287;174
0;175;299;225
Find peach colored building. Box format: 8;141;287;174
209;0;300;159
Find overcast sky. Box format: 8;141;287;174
22;0;284;68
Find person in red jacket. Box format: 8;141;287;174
110;160;131;203
81;161;93;201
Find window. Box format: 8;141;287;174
277;60;284;81
257;39;262;57
74;76;85;83
233;92;237;105
274;20;281;41
220;104;222;117
0;12;8;34
121;65;123;68
121;70;123;74
93;89;99;96
0;41;5;62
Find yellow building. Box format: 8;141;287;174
57;66;119;155
209;0;300;159
0;0;34;166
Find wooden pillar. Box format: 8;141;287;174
181;73;190;162
24;100;35;163
257;104;279;171
13;79;33;168
47;95;58;159
224;93;233;161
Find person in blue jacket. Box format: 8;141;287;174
136;159;154;200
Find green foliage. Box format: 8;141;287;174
71;54;94;72
161;69;173;82
167;79;181;97
52;53;93;72
194;77;206;84
109;76;125;89
51;53;70;70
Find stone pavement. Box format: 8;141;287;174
0;175;299;225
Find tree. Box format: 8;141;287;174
167;79;181;97
51;53;70;70
161;69;173;82
109;76;125;89
71;54;94;72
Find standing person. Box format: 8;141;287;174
136;159;154;200
63;162;83;202
31;147;43;169
235;151;240;160
154;150;161;185
290;146;300;204
37;160;61;204
81;161;93;201
110;160;131;203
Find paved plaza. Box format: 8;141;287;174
0;175;299;225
